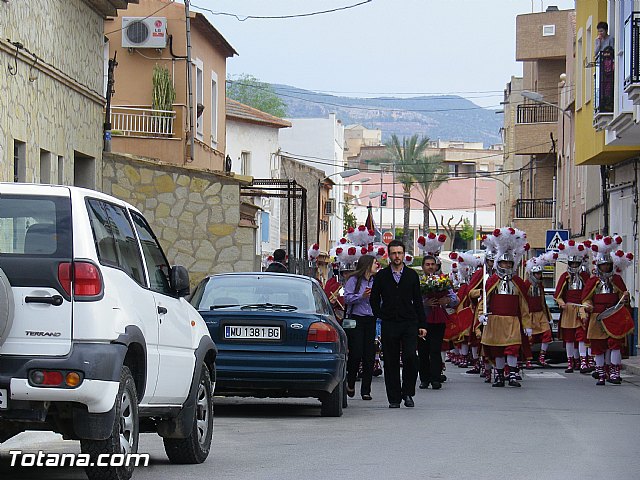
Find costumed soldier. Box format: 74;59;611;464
554;240;591;373
581;236;634;386
524;252;557;368
469;249;496;382
478;227;531;387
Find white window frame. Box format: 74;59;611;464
194;58;204;141
577;28;584;110
542;24;556;36
586;17;593;104
210;71;218;147
241;151;251;176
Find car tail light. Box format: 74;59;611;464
58;262;102;298
307;322;339;343
30;370;64;386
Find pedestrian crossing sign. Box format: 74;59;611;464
546;229;569;251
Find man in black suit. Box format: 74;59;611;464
266;249;289;273
370;240;426;408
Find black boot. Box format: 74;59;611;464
492;369;505;387
508;370;521;387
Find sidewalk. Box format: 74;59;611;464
622;355;640;375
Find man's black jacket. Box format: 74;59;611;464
266;262;288;273
370;266;426;328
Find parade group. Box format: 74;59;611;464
318;224;635;405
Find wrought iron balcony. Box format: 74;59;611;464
514;198;553;219
109;106;176;138
594;47;615;115
624;11;640;103
516;104;559;124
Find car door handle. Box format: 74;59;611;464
25;295;64;306
157;306;168;315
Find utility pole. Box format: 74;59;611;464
392;162;396;237
473;173;478;251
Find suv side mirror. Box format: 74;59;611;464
170;266;190;297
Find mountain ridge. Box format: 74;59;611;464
272;84;503;147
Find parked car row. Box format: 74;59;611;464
0;184;347;480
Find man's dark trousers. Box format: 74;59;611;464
417;322;446;384
381;320;418;404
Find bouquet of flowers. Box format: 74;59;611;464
420;273;453;296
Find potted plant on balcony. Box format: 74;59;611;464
152;64;176;137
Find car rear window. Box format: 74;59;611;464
0;195;72;257
192;275;317;313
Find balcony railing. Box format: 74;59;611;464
594;47;615;114
110;106;176;138
515;198;553;219
624;11;640;88
516;104;559;124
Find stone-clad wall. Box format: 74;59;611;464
103;153;259;286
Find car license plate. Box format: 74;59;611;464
224;326;281;340
0;388;8;409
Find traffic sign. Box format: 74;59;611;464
546;229;569;251
382;231;394;244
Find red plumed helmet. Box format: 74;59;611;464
568;240;575;247
452;263;458;268
417;236;426;245
361;247;368;255
591;245;599;252
578;244;585;251
596;234;603;240
438;234;447;243
312;243;319;250
358;225;366;231
604;236;613;245
508;227;516;235
583;240;592;248
340;237;347;244
481;234;488;241
627;253;634;260
348;247;356;255
347;227;355;234
524;243;530;251
267;255;274;261
428;232;436;239
405;255;412;262
336;248;343;255
377;247;385;255
552;253;559;260
615;236;623;244
493;228;501;237
615;250;625;257
368;244;374;252
558;243;566;250
368;229;375;236
449;252;458;259
459;257;465;263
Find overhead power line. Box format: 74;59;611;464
105;1;175;36
191;0;373;21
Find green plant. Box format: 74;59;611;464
460;218;474;242
152;64;176;113
343;203;357;232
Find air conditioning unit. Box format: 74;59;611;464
324;199;336;216
122;17;167;49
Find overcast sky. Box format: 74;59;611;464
192;0;576;108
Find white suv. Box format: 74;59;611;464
0;184;217;480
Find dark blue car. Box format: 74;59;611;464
189;272;348;417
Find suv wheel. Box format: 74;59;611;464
163;365;214;464
0;268;15;347
81;366;139;480
320;381;343;417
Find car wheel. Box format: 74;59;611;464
163;365;214;464
0;268;15;347
321;381;343;417
81;366;139;480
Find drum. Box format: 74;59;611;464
444;312;460;342
597;303;635;339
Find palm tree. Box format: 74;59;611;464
385;134;432;247
410;153;447;234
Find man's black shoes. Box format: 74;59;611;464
403;395;415;407
431;381;442;390
389;402;401;408
418;381;429;389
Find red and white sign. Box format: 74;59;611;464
382;231;394;245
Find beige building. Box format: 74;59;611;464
105;0;236;171
0;0;136;187
344;124;382;164
499;6;573;252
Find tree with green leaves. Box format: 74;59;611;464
459;218;474;243
343;203;357;232
226;74;287;118
385;134;445;247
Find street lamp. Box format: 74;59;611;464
520;91;571;230
368;192;441;235
317;168;360;247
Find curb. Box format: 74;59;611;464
621;360;640;376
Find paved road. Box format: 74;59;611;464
2;365;640;480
